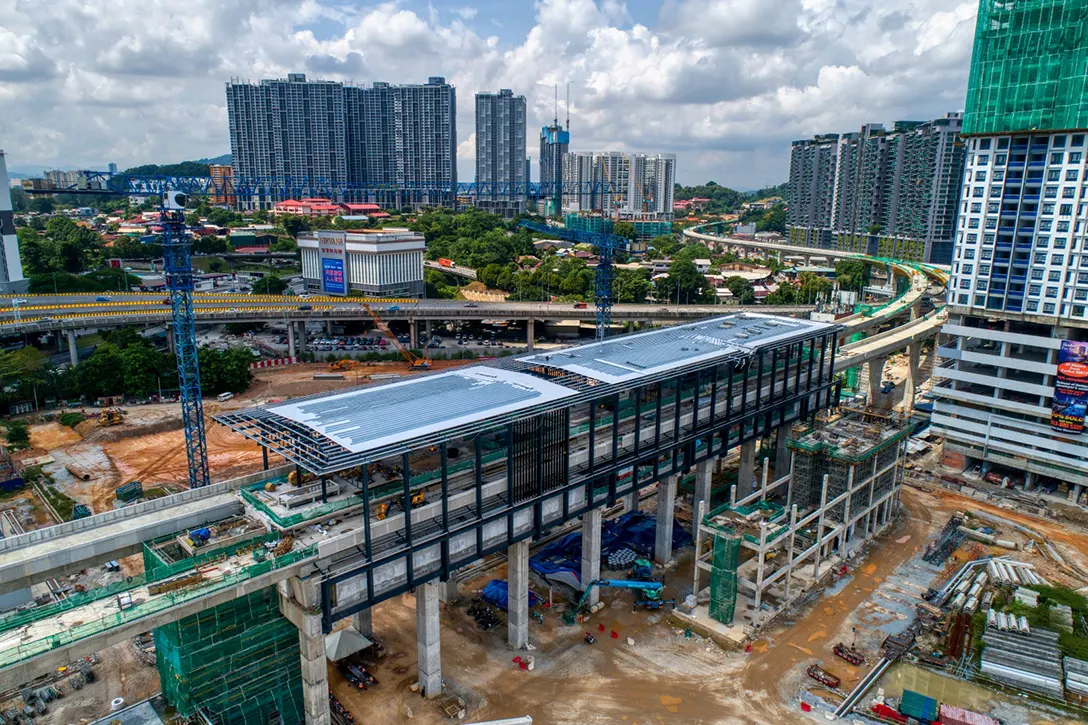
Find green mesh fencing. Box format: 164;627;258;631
963;0;1088;135
709;531;740;625
155;587;304;725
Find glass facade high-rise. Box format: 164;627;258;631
540;123;569;217
227;74;456;209
932;0;1088;505
786;115;965;264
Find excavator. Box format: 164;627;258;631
359;302;431;370
97;408;125;426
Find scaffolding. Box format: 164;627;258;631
154;588;304;725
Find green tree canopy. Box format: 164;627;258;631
656;259;714;304
724;275;756;305
252;275;288;295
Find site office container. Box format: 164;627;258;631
899;690;939;723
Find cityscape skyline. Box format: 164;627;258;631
0;0;979;187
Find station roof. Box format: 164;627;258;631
519;314;813;384
215;313;837;473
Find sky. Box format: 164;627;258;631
0;0;979;188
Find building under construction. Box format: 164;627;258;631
694;408;910;632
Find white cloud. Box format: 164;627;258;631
0;0;978;187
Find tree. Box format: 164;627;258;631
613;268;652;303
656;259;714;304
646;235;682;259
725;275;756;305
9;186;28;212
765;283;797;305
252;275;288;295
835;259;869;292
207;260;224;273
270;237;298;253
120;344;168;397
30;196;54;214
197;347;253;395
797;273;834;304
206;207;236;227
755;206;787;234
280;215;311;239
612;221;637;241
77;342;126;397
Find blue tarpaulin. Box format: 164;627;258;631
527;511;692;585
482;579;541;611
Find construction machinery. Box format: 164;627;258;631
97;408;125;426
806;663;841;689
359;302;431;370
328;359;360;372
833;642;866;666
564;579;665;625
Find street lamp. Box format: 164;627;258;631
12;298;26;324
122;267;133;293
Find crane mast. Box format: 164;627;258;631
160;197;210;488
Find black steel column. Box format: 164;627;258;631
440;443;450;576
475;435;484;557
402;452;413;588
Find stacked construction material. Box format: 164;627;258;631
115;480;144;503
980;626;1064;698
1064;657;1088;698
938;703;1000;725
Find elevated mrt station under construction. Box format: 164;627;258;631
0;312;916;725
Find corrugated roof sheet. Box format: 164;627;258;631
266;367;576;454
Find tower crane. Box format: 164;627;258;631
24;185;212;488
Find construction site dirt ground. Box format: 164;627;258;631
330;485;1087;725
0;641;159;725
14;361;477;519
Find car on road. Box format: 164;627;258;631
463;302;478;308
95;295;111;302
573;302;587;309
298;304;312;311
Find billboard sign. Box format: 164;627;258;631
1051;340;1088;435
322;257;346;295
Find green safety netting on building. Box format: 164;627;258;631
708;530;741;625
963;0;1088;135
155;587;304;725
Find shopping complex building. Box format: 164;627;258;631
932;0;1088;503
298;228;426;298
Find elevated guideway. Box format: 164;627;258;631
0;294;813;333
683;223;950;367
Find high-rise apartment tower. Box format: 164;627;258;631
932;0;1088;504
787;114;965;263
226;74;456;208
475;89;527;218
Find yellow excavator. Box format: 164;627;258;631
328;359;360;372
360;302;431;370
97;408;124;426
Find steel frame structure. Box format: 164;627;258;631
518;220;626;340
216;325;841;632
160;208;211;488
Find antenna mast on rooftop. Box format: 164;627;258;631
553;84;559;127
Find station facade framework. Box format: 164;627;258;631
215;313;843;632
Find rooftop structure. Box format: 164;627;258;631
297;228;425;298
0;152;27;294
216;313;835;474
